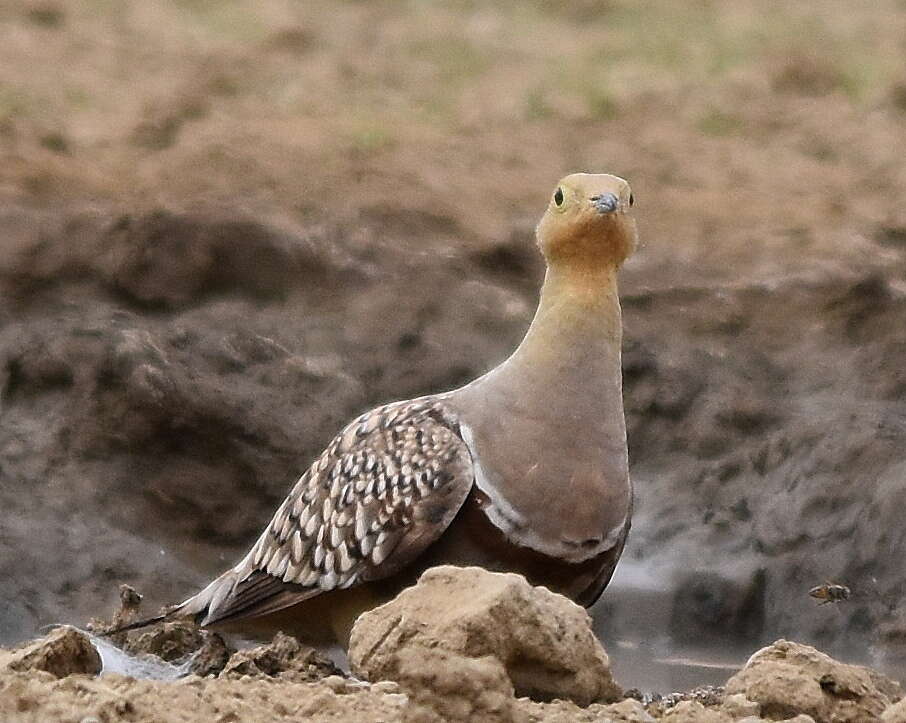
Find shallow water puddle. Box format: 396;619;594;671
78;628;193;680
598;559;906;693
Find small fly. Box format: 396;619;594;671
809;581;851;605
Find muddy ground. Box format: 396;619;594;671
1;0;905;703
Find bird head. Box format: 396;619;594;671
536;173;637;271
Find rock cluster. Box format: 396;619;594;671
1;569;903;721
218;631;341;681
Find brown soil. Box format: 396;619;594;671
1;0;906;713
0;628;903;722
0;668;409;723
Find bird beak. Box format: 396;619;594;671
590;193;619;214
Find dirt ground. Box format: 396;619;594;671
2;0;906;711
0;619;903;722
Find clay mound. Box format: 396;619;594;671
4;209;351;310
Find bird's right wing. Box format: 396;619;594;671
178;397;474;626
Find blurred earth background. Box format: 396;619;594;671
1;0;905;693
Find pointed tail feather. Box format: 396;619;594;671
181;568;247;626
102;550;317;636
102;611;172;636
101;569;243;636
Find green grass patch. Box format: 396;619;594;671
583;87;619;121
697;109;744;137
524;87;553;121
348;124;395;154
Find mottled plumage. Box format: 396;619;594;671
179;399;473;626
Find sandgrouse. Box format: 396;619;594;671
116;173;638;645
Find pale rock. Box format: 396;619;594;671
393;647;518;722
1;627;101;678
662;700;733;722
371;680;401;694
321;674;350;692
598;698;658;722
882;697;906;723
515;697;654;722
721;693;760;718
726;639;901;723
349;566;620;706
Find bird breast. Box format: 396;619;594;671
455;411;630;565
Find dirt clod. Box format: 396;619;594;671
726;639;903;722
125;622;232;677
660;700;732;723
396;647;517;722
349;566;621;706
883;697;906;722
2;627;101;678
720;693;760;718
219;631;341;682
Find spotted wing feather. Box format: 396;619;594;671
184;398;473;626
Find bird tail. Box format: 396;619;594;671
101;569;240;636
101;540;287;637
103;611;172;636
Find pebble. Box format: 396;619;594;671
371;680;400;694
721;693;760;718
321;674;349;693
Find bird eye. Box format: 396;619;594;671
553;187;564;206
629;193;634;207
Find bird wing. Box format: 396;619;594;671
179;397;474;626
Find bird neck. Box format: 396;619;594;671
508;264;622;374
448;259;629;501
464;263;624;422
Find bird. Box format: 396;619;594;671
111;172;638;646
